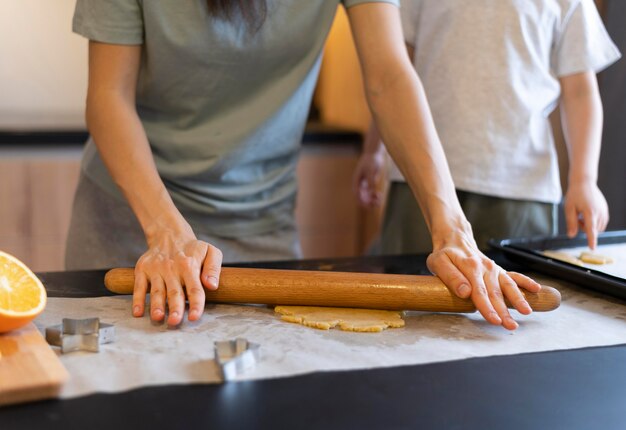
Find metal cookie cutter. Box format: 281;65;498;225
45;318;115;354
214;338;260;381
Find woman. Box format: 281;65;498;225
67;0;539;330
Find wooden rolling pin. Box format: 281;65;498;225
104;267;560;313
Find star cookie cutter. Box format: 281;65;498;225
214;338;260;381
45;318;115;354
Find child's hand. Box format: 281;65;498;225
564;181;609;249
353;149;386;208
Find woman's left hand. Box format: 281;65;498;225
426;230;541;331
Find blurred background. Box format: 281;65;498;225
0;0;624;271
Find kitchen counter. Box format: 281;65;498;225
0;121;362;147
3;251;626;430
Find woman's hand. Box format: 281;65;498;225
426;228;541;331
85;41;222;325
131;222;223;326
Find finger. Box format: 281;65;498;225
353;166;367;196
499;272;532;316
582;210;597;250
484;271;517;330
182;265;206;322
460;257;501;326
564;203;579;238
507;272;541;293
149;276;166;322
427;252;472;298
132;269;148;317
468;272;502;326
603;212;610;232
359;181;372;207
201;245;223;291
371;191;382;207
595;208;608;235
164;274;186;326
598;212;608;233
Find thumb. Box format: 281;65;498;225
201;245;223;291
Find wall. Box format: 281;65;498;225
0;0;87;130
598;0;626;229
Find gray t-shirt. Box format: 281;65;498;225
73;0;397;237
389;0;620;203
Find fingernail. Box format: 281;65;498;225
189;309;200;320
152;309;163;318
458;284;471;296
133;305;141;315
490;312;502;324
207;276;218;290
506;317;519;330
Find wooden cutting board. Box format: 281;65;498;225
0;322;69;406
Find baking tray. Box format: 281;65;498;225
489;230;626;301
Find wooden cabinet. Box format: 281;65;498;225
0;146;81;271
296;140;374;259
0;135;375;271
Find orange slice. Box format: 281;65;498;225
0;250;47;333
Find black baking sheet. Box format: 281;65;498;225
489;230;626;301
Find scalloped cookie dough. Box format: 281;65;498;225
274;306;405;332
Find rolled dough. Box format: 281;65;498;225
274;306;405;332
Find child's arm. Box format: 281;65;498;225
559;71;609;249
354;122;386;208
354;44;416;208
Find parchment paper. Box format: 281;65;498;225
34;275;626;399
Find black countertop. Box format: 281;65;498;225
4;252;626;430
0;122;362;147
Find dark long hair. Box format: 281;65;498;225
206;0;267;30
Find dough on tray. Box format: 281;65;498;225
542;250;584;266
274;306;405;332
579;251;614;265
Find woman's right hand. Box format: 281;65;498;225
131;222;223;326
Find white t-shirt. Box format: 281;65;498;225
389;0;621;203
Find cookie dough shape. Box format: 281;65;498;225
542;250;584;266
579;251;614;265
274;306;405;332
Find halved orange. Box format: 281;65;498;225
0;250;47;333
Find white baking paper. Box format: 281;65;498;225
34;275;626;399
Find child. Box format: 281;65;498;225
356;0;621;253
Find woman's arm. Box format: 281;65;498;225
354;42;416;207
86;41;222;325
346;3;540;330
559;71;609;249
